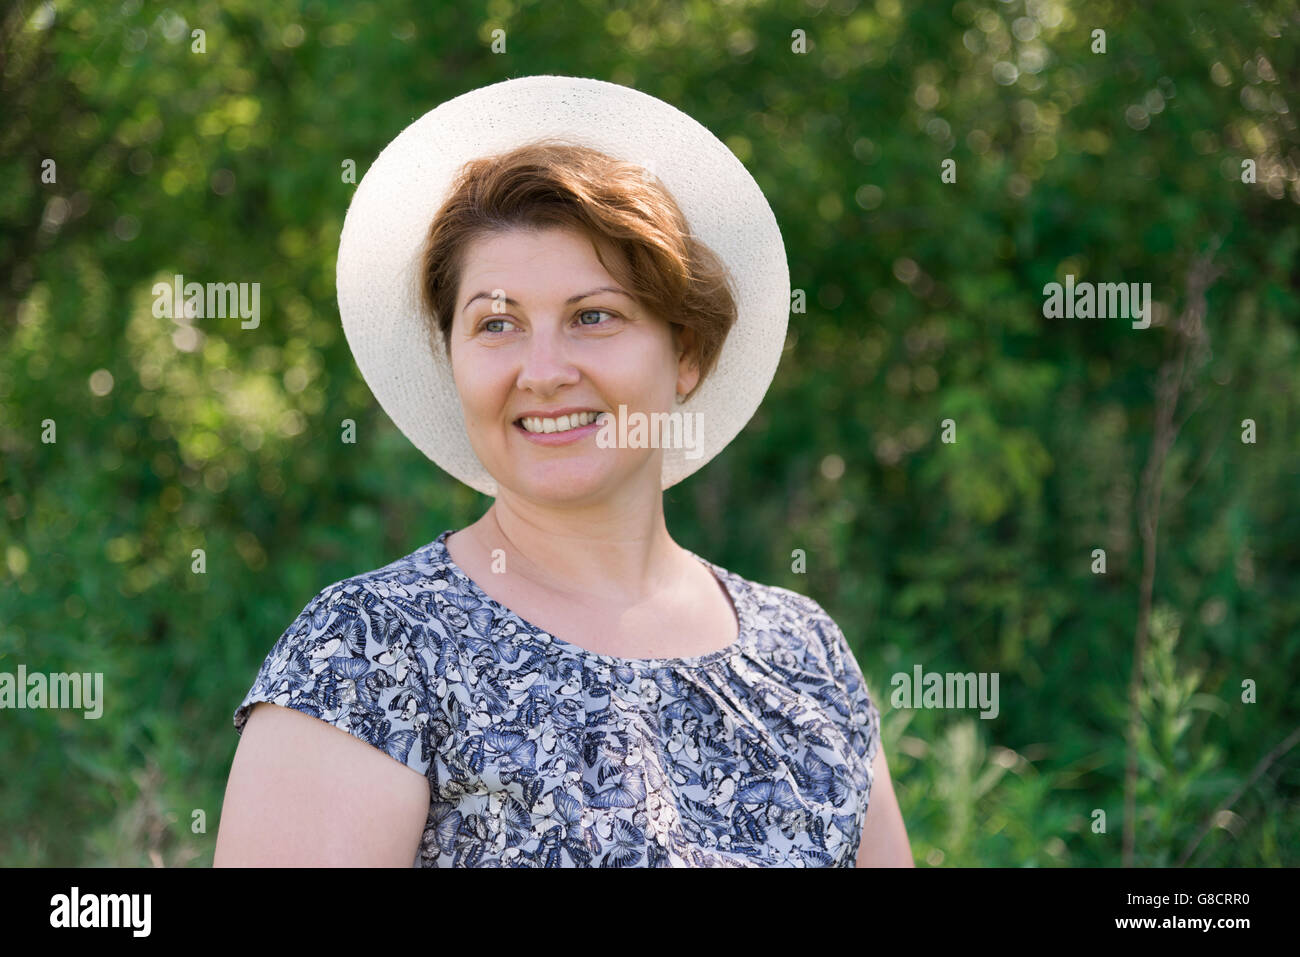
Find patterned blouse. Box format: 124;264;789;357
232;529;882;867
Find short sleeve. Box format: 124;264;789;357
808;600;882;777
232;581;434;778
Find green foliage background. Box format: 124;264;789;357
2;0;1297;866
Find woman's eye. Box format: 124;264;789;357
480;317;512;333
577;309;614;326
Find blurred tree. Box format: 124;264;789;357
1;0;1296;865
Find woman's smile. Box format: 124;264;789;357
512;408;609;445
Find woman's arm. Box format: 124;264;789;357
856;742;914;867
214;702;430;866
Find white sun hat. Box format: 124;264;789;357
335;74;790;497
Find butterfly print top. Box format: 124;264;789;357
232;529;882;867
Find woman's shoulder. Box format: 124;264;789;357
230;532;466;774
693;552;848;658
274;531;469;639
700;554;875;702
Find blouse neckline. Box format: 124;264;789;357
429;529;751;670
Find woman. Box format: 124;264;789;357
215;76;911;867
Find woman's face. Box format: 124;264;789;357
448;225;699;505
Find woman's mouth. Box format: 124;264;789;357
512;410;607;445
515;411;602;434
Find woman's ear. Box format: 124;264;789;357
674;325;702;398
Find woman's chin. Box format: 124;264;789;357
495;459;639;504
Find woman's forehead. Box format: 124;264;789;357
457;228;627;303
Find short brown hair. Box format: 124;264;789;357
418;139;737;397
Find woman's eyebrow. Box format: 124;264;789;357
460;286;630;314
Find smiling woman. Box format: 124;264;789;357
435;224;705;505
425;145;729;482
215;74;912;868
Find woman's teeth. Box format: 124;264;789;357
518;411;601;434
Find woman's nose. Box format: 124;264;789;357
515;321;580;393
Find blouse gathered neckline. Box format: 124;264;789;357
430;529;751;671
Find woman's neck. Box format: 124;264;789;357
455;498;688;605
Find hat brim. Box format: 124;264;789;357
336;74;789;497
